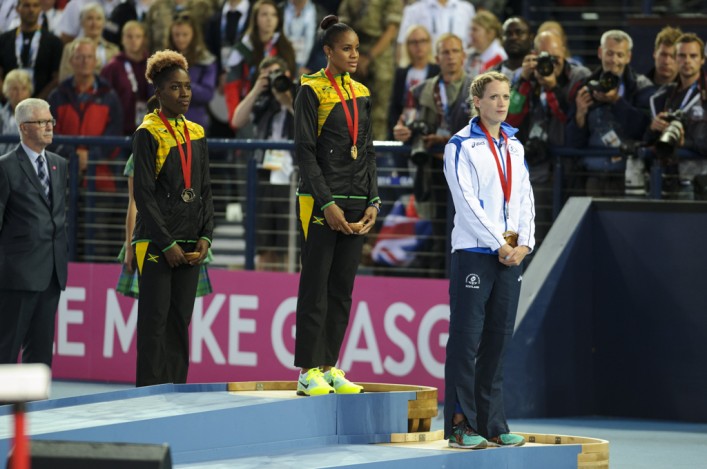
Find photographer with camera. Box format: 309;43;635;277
645;26;682;87
232;56;296;270
645;33;707;197
566;30;653;196
505;30;588;242
393;33;472;277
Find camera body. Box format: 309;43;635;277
535;52;558;77
586;71;620;94
656;110;686;158
407;120;431;165
268;70;292;93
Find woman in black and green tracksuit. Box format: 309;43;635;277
293;15;380;396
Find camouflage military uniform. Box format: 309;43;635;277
338;0;403;140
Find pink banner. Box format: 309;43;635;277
53;263;450;395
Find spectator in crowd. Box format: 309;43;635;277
389;25;439;138
104;0;156;46
132;50;214;386
204;0;251;135
396;0;475;63
232;56;295;270
48;38;123;183
58;2;120;81
393;33;472;277
224;0;296;123
508;30;590;182
646;26;682;87
55;0;120;43
0;0;63;100
145;0;215;54
101;20;151;136
280;0;327;76
4;0;65;34
465;10;507;79
443;70;533;450
167;12;217;129
566;30;653;196
645;33;707;193
0;98;69;369
338;0;403;141
293;16;379;396
0;70;33;155
492;16;533;84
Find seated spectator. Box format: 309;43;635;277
465;10;506;79
0;69;33;155
231;56;295;270
55;0;120;43
48;37;123;184
389;24;440;138
645;33;707;195
224;0;296;123
58;2;120;81
104;0;156;46
492;16;533;85
167;12;217;130
0;0;63;100
646;26;682;87
566;30;653;196
145;0;215;54
396;0;475;63
101;20;151;135
280;0;326;76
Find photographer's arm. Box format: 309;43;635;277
231;73;270;130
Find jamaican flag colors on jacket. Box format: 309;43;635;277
294;69;380;213
132;110;214;255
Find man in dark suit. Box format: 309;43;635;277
0;0;64;100
0;97;68;368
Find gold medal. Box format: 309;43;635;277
351;145;358;160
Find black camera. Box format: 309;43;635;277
535;52;558;77
408;120;430;165
655;110;685;159
268;70;291;93
587;71;620;93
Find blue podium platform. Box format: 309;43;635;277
0;383;601;468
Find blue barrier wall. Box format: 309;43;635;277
506;199;707;422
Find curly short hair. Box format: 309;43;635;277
145;50;189;87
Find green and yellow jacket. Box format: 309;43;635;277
294;69;380;211
132;111;214;251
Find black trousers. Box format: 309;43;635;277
136;242;199;387
444;251;521;439
0;273;61;367
294;197;366;369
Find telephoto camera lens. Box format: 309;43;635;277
269;71;291;93
535;52;556;77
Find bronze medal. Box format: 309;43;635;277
181;188;196;203
351;145;358;160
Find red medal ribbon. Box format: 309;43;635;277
158;111;192;189
324;69;358;151
479;121;512;216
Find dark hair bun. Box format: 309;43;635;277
320;15;339;31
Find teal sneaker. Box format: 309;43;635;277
296;368;335;396
323;367;364;394
448;421;488;449
488;433;525;447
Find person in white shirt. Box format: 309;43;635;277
396;0;474;64
55;0;119;43
442;70;534;450
465;10;506;78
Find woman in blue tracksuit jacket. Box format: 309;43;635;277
443;71;535;450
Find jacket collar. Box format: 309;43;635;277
468;116;518;139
